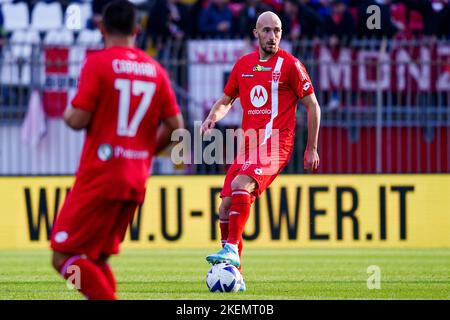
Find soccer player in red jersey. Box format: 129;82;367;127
202;11;321;290
50;0;183;300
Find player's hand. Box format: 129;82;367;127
304;148;320;172
200;119;215;135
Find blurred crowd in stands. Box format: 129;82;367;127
146;0;450;42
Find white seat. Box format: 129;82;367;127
76;29;103;46
69;29;103;82
1;29;40;85
44;29;74;46
9;29;40;58
65;3;92;30
1;2;29;31
30;2;63;31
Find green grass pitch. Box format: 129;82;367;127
0;248;449;300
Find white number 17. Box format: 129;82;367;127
114;78;156;137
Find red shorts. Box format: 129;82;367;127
50;185;139;261
220;146;292;198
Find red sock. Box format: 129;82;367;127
227;189;252;245
96;261;116;293
60;255;116;300
219;218;229;248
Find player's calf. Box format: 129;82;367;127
219;197;232;248
52;250;116;300
95;254;116;293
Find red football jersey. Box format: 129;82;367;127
71;46;180;202
224;48;314;150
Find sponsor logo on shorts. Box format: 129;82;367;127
97;144;113;161
54;231;69;243
254;168;263;175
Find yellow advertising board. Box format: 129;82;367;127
0;175;449;249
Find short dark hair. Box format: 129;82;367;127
102;0;137;36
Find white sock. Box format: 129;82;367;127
226;243;238;252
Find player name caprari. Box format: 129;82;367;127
112;59;156;77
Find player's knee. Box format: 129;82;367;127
51;251;65;272
219;202;230;220
231;176;256;193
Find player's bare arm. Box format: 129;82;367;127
155;114;184;154
201;94;235;135
64;106;92;130
300;93;321;172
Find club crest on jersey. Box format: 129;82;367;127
242;160;252;171
253;65;272;72
250;85;268;108
272;71;281;83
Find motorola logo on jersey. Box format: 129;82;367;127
247;109;271;115
250;85;268;108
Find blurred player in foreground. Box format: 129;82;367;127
201;11;321;291
50;0;183;300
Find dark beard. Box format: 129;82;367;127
260;40;276;55
262;46;275;54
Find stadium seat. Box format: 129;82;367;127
69;29;103;79
64;2;92;30
1;29;40;85
9;29;40;58
76;29;103;46
1;2;29;31
44;29;74;46
30;2;63;31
